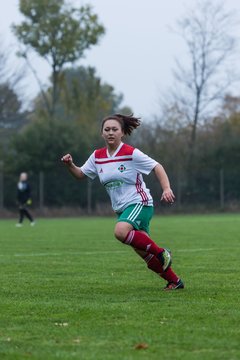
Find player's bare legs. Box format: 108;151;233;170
114;221;133;241
115;221;165;259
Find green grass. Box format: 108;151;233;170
0;214;240;360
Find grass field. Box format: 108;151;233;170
0;213;240;360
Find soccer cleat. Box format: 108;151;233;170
157;248;172;271
30;222;35;226
164;279;184;290
15;223;23;227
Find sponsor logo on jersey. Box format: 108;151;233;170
104;180;124;189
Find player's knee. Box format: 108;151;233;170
114;228;125;242
114;222;133;242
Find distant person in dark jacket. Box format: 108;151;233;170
16;172;35;227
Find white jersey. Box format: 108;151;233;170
81;142;158;213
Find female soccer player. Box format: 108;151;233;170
61;114;184;290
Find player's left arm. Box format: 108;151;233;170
153;163;175;204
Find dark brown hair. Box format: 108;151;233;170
101;113;141;136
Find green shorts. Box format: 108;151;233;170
117;204;154;234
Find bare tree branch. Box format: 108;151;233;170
158;0;239;188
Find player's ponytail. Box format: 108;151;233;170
101;113;141;135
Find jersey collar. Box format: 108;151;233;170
107;142;124;158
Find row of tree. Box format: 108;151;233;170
2;94;239;211
0;0;239;212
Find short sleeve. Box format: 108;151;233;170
133;149;158;175
80;152;98;180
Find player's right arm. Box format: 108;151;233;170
61;154;86;180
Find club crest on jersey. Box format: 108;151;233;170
118;164;126;172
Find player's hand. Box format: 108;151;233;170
61;154;73;166
161;188;175;204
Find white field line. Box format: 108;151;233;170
0;248;215;258
177;248;215;252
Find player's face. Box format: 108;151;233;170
102;119;124;148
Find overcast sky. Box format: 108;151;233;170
1;0;240;118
